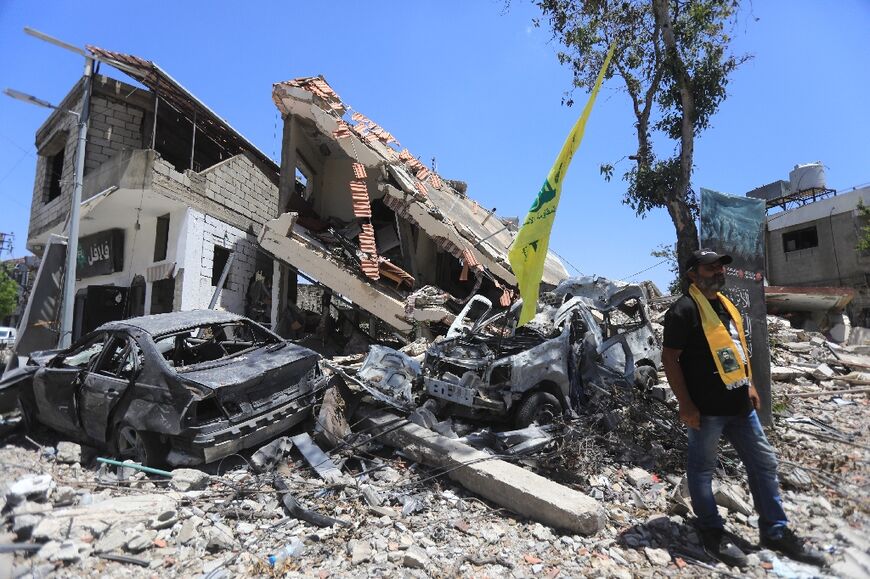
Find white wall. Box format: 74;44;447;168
178;209;260;314
73;200;187;314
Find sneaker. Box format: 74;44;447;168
701;528;749;568
761;528;826;567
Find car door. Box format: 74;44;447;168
78;334;139;443
33;332;108;436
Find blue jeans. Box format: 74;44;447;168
687;410;788;538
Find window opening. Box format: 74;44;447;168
154;214;170;261
61;333;107;368
45;147;65;202
782;226;818;253
96;337;138;380
153;321;278;369
212;245;232;288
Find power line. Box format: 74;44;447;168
548;249;586;276
619;258;668;281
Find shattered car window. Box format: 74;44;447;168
605;298;645;337
446;296;493;338
96;337;138;380
153;321;281;369
61;333;107;368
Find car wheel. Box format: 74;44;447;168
112;423;163;467
635;365;658;389
17;395;37;433
514;391;562;428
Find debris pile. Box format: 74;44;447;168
0;313;867;577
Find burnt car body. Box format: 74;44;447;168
2;310;326;466
421;277;662;426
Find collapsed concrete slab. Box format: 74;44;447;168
31;493;179;542
263;76;570;343
259;212;413;334
358;408;606;535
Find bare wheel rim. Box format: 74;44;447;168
116;425;145;462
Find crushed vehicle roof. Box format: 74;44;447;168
98;310;246;336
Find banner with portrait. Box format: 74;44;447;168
700;188;772;425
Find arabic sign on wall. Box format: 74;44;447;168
76;229;125;279
700;188;772;425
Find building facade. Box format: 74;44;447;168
26;52;281;342
764;186;870;328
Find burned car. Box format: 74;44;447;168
421;277;662;426
1;310;326;466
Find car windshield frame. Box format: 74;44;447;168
150;319;282;371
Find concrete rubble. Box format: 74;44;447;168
0;312;867;577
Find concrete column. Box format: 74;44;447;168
359;408;606;535
278;114;299;215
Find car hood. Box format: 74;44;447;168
29;349;62;366
0;365;38;387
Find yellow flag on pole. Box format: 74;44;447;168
508;44;615;326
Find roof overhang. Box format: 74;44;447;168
28;186;188;250
86;45;278;182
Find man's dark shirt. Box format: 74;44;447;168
663;294;750;416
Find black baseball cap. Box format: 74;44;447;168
686;248;733;271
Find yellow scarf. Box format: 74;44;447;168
688;283;751;388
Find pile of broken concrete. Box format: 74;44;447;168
1;314;868;578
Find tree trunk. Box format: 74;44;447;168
654;0;700;290
668;196;699;291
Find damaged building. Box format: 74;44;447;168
20;50;570;356
25;47;282;344
747;164;870;337
262;76;568;345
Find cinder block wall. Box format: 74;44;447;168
768;211;868;287
85;93;146;174
151;154;278;235
28;87;83;241
29;76;147;242
201;155;279;227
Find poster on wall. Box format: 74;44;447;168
700;188;772;425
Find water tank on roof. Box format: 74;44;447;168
789;162;826;193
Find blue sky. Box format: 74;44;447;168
1;0;867;292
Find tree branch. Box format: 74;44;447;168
654;0;695;191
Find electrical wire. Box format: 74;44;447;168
618;258;669;281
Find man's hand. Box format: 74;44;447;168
748;384;762;411
679;400;701;430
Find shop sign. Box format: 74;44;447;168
76;229;124;278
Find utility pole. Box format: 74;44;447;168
4;29;94;348
0;232;13;256
60;57;93;348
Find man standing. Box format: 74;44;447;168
662;249;824;568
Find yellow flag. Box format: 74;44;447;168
508;44;615;326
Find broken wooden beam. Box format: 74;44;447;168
357;407;606;535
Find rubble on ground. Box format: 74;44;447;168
0;314;867;577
